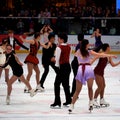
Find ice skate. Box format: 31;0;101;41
6;96;10;105
24;86;29;93
93;99;100;108
36;84;45;92
100;98;110;107
29;89;37;97
68;104;74;113
89;100;93;112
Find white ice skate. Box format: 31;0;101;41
89;100;93;112
24;86;30;93
29;89;37;97
68;104;74;113
6;96;10;105
36;84;45;92
100;98;110;107
93;99;100;108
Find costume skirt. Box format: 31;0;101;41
75;65;95;85
24;54;39;65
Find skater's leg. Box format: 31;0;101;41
26;63;34;82
87;78;94;111
19;75;37;97
33;64;40;85
68;80;82;112
4;68;9;83
6;75;17;105
7;75;18;96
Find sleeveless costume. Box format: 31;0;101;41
24;41;40;65
75;50;95;85
94;57;108;77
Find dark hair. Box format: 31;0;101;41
48;33;55;40
8;30;14;34
58;33;68;43
80;39;89;57
34;32;40;39
102;43;109;51
77;33;84;41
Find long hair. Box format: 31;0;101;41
102;43;109;51
80;39;89;57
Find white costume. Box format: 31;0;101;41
0;47;10;69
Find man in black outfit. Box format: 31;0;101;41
6;30;29;53
70;33;84;97
40;33;59;89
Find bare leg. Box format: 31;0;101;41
4;69;9;83
87;78;94;100
94;74;105;99
0;67;3;79
71;80;82;104
7;75;17;96
19;75;32;90
26;63;33;82
33;65;40;85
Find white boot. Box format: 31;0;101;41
100;98;110;107
93;99;100;108
29;89;37;97
89;100;93;112
24;86;29;93
68;104;74;113
36;84;45;92
6;95;10;105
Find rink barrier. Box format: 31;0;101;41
0;34;120;54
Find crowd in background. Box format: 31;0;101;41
0;3;120;35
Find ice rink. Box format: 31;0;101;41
0;53;120;120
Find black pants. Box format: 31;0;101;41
54;63;71;104
71;57;78;97
40;62;59;88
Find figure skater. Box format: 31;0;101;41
91;28;103;52
0;44;36;105
40;25;53;44
0;39;10;83
70;33;84;97
50;33;71;108
93;43;120;108
19;32;51;92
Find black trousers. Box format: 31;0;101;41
70;57;78;97
40;62;59;87
54;63;71;104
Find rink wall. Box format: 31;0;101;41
0;34;120;54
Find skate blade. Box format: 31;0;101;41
68;109;72;114
89;106;93;113
93;105;100;108
24;90;30;93
35;89;45;92
100;104;110;107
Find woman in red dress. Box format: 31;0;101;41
93;43;120;107
19;32;44;92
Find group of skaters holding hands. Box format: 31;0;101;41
0;26;120;113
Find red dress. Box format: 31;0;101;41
24;41;40;65
94;57;108;77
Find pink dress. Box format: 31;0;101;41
75;50;95;85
